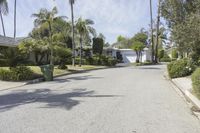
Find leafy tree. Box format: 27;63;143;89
19;39;50;65
131;32;148;63
131;32;148;44
117;35;126;42
93;38;104;55
131;41;145;63
98;33;105;41
54;46;72;69
161;0;200;64
114;36;132;49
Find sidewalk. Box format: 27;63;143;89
172;77;192;92
170;76;200;119
0;66;115;91
0;81;26;91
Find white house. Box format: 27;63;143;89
103;47;151;63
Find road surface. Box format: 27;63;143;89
0;65;200;133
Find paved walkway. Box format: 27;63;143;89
172;77;192;92
0;65;200;133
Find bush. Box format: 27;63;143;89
0;66;34;81
167;58;195;78
192;68;200;99
172;49;178;59
84;55;117;66
54;46;72;68
158;49;164;60
75;58;87;65
160;53;171;62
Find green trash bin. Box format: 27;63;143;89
40;65;54;81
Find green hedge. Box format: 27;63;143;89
160;53;171;62
192;68;200;99
76;56;117;66
0;66;35;81
167;58;195;78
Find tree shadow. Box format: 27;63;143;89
53;75;102;83
0;88;119;112
138;67;161;70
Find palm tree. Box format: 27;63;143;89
32;7;63;66
69;0;76;66
0;0;8;36
14;0;16;38
76;18;96;67
149;0;154;63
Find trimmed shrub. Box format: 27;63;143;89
0;66;34;81
84;56;117;66
167;58;195;78
192;68;200;99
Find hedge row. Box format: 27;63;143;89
0;66;35;81
192;68;200;99
75;56;118;66
167;58;195;78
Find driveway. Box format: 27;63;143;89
0;65;200;133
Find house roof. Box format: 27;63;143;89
0;35;27;47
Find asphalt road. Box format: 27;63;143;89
0;65;200;133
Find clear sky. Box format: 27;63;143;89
1;0;158;44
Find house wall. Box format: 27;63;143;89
103;48;151;63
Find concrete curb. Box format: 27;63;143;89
185;90;200;110
0;66;123;91
164;72;200;113
25;66;119;85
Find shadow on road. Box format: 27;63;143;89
138;67;161;70
0;88;120;112
54;75;102;83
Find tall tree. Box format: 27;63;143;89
14;0;16;38
0;0;8;36
69;0;76;66
131;32;148;63
155;0;161;63
76;18;96;66
149;0;155;63
131;41;145;63
32;7;63;65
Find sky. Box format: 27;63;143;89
1;0;158;44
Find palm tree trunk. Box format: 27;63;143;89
70;2;76;66
14;0;17;38
155;0;161;63
79;37;83;67
150;0;154;63
0;11;6;36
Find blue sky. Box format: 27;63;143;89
1;0;158;43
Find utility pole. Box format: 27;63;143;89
155;0;161;63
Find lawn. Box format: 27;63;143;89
0;65;107;77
